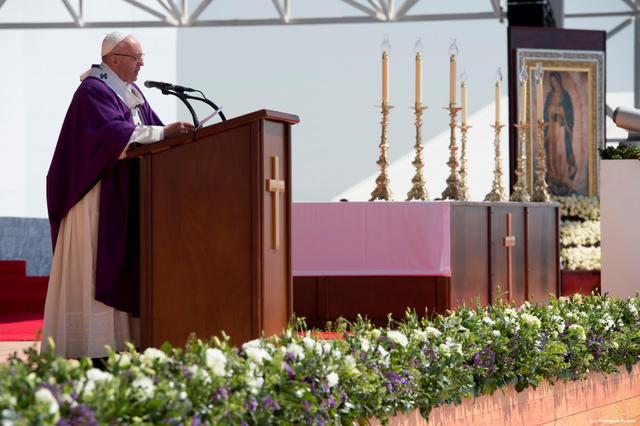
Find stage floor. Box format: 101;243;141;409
0;341;39;363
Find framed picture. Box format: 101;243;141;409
516;48;604;197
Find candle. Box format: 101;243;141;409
518;65;528;123
448;40;458;105
382;51;389;102
381;36;391;103
495;67;502;123
414;38;424;104
461;81;468;125
535;63;544;123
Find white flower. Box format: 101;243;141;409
295;389;304;398
142;347;167;363
322;342;332;354
629;303;638;316
568;324;587;341
492;330;501;338
425;327;441;339
344;355;359;375
35;388;59;415
188;365;212;384
2;409;18;426
302;336;316;351
286;343;305;360
246;376;264;395
505;308;517;317
326;372;339;388
205;348;227;376
179;391;187;400
377;346;390;366
482;317;495;326
412;329;428;342
360;338;371;352
116;353;131;368
244;347;272;365
242;339;262;350
438;343;451;358
370;329;382;339
132;376;155;398
520;313;541;329
386;330;408;347
86;368;113;383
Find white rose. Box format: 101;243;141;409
86;368;113;383
286;343;305;360
132;376;155;398
326;372;339;388
302;336;316;351
386;330;408;347
205;348;227;376
360;338;371;352
425;327;441;339
35;388;59;415
116;354;131;368
142;347;167;363
244;347;272;365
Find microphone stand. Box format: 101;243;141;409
162;89;200;128
161;89;227;128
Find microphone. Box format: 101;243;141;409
144;80;196;93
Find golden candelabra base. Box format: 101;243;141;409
458;123;471;201
406;102;429;201
441;103;463;200
370;101;394;201
531;119;551;202
484;122;507;202
510;122;531;202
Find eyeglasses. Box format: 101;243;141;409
112;53;145;62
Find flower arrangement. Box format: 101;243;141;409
559;220;600;248
553;195;601;271
2;294;640;425
560;246;601;271
600;145;640;160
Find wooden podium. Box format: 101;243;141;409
127;109;299;348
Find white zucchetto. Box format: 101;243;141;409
101;31;130;56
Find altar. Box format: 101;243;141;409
292;201;560;327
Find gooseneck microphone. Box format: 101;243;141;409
144;80;196;93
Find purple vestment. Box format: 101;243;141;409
47;74;163;316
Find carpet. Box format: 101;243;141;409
0;312;44;341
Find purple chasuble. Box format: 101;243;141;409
47;74;163;316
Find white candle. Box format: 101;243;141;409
461;81;468;125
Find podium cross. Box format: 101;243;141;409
503;212;516;302
266;156;285;250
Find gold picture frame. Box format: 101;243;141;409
516;49;604;197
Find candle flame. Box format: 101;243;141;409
381;35;391;54
534;62;544;81
414;37;424;55
460;69;468;84
518;64;528;83
448;39;459;57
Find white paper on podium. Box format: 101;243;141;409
198;108;223;128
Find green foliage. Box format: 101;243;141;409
1;294;640;425
600;145;640;160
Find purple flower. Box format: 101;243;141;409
263;396;281;411
284;352;296;363
57;404;98;426
302;400;312;413
283;361;296;379
212;387;229;402
244;396;258;412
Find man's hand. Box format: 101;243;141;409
164;121;196;138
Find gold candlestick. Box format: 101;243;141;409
484;122;507;202
531;119;551;202
407;102;429;201
458;123;471;201
510;122;531;202
441;104;463;200
370;101;394;201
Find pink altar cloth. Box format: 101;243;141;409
292;202;451;277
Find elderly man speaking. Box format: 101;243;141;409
42;32;193;360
